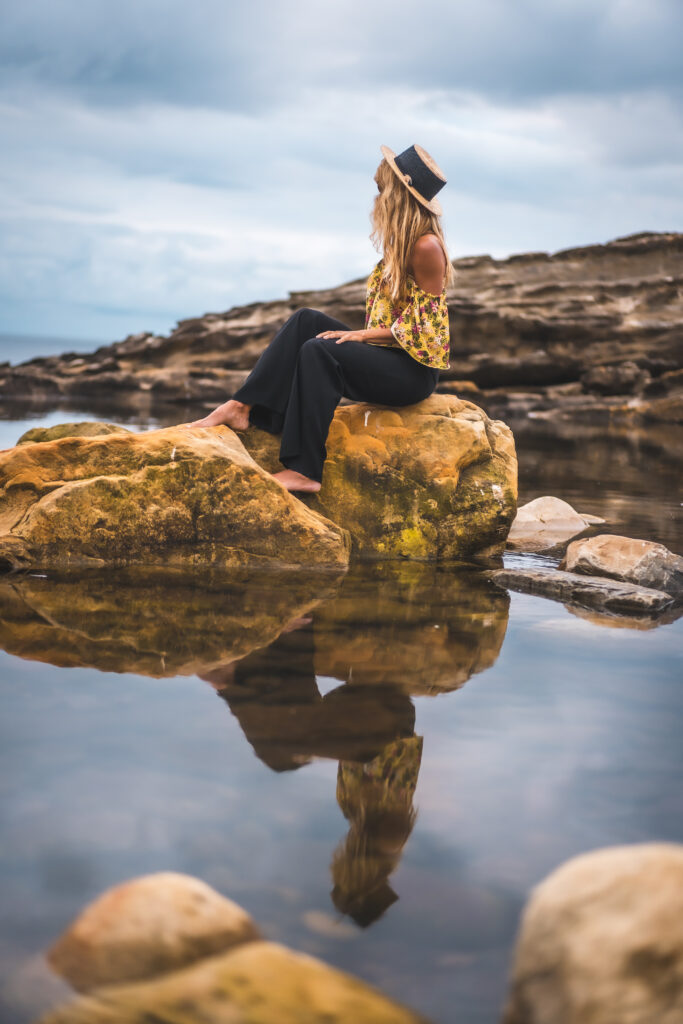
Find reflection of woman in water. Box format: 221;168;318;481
187;144;455;492
331;735;423;927
202;618;422;926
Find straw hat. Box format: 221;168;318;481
380;143;447;216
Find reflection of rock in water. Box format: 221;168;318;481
210;625;416;771
0;567;342;677
331;735;423;928
314;561;510;695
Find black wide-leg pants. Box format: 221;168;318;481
232;307;439;483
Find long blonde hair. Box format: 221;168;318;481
369;157;456;304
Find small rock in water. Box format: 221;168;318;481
562;533;683;598
487;566;673;615
506;495;605;555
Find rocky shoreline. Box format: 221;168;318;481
2;231;681;424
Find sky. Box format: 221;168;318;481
1;0;682;345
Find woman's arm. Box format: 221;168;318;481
316;325;394;343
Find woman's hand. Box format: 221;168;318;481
315;329;369;344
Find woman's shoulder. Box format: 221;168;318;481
407;235;448;295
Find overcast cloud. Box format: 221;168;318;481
1;0;682;343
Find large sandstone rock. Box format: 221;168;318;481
40;940;423;1024
562;533;683;598
2;232;681;422
0;423;350;571
503;843;683;1024
241;394;518;560
506;495;604;555
47;872;260;991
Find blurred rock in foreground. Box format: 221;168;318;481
503;843;683;1024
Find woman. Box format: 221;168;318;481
189;143;456;493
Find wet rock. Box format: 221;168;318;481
487;566;673;615
642;366;683;396
503;843;683;1024
16;422;132;445
240;394;518;561
470;352;582;388
0;423;350;571
40;940;422;1024
3;232;681;422
506;495;604;555
581;360;649;395
47;872;260;991
562;534;683;598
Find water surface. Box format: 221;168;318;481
0;400;681;1024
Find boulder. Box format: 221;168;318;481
487;566;673;615
0;423;350;571
503;843;683;1024
40;940;422;1024
562;534;683;598
240;394;518;560
506;495;604;555
47;872;260;991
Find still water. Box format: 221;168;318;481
0;404;682;1024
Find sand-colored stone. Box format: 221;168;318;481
503;843;683;1024
562;533;683;597
0;423;350;571
47;872;260;992
506;495;604;555
40;940;424;1024
241;394;518;560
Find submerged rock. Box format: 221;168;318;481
487;566;673;615
503;843;683;1024
506;495;604;555
47;872;260;991
40;940;423;1024
562;533;683;598
241;394;518;560
0;424;350;571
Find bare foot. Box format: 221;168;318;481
188;399;251;430
270;469;322;493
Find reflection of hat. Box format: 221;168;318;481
380;143;447;216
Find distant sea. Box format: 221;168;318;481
0;332;108;367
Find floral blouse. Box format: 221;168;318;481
364;257;451;369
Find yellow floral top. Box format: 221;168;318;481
364;257;450;369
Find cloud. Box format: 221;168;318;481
0;0;681;342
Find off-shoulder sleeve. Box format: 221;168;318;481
390;280;450;368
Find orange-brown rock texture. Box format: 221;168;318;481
0;423;350;571
0;397;517;569
239;394;518;560
2;231;681;422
